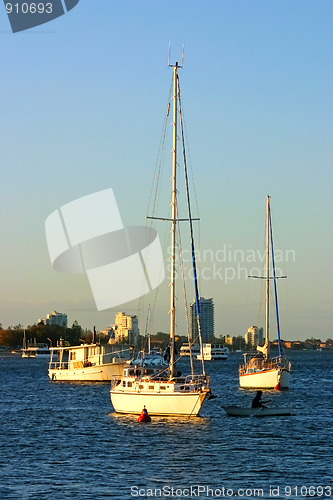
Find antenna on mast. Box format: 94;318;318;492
168;42;185;68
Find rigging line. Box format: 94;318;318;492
249;205;266;330
270;211;288;277
144;196;172;344
179;96;200;220
178;82;205;378
148;121;168;226
269;205;283;357
177;84;201;288
259;276;264;332
177;81;202;297
138;90;172;323
146;80;173;222
146;114;167;221
270;212;289;339
175;201;194;376
139;86;174;341
155;210;170;294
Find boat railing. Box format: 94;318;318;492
239;354;291;375
183;374;210;390
48;359;93;370
49;361;70;370
271;355;292;371
106;348;131;359
110;374;210;392
110;375;123;389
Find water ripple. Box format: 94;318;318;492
0;351;332;499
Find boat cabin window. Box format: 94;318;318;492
61;350;69;364
160;386;166;390
139;385;144;389
71;352;76;361
127;382;132;387
122;381;126;387
148;385;154;390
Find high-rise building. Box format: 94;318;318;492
189;297;214;342
38;310;67;327
245;325;264;347
114;312;140;345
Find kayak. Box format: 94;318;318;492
222;405;294;417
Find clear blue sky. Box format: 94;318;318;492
1;1;332;341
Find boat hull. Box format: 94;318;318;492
22;351;50;358
239;367;291;389
197;354;228;360
110;390;208;416
222;405;294;417
48;361;126;382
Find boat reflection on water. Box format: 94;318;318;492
109;411;210;428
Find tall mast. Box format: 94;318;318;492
148;304;151;354
265;195;270;358
169;62;178;378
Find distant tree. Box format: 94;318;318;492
0;321;87;348
82;329;93;344
70;321;83;344
232;336;246;351
0;328;24;348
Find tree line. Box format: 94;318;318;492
0;321;92;349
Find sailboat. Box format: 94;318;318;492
239;195;292;390
110;56;211;416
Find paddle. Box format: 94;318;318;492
250;399;272;417
250;407;264;417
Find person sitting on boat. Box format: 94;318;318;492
252;390;268;408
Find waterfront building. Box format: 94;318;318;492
245;325;264;348
38;310;67;327
189;297;214;342
114;312;140;346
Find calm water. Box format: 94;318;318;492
0;351;332;500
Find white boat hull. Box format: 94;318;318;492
223;405;294;417
197;354;228;360
22;354;49;358
239;367;291;389
49;361;126;382
110;389;208;416
22;351;50;358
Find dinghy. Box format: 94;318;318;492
222;405;294;417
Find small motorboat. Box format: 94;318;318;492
222;405;294;417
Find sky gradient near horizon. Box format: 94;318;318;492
1;1;332;341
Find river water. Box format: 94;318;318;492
0;351;332;499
